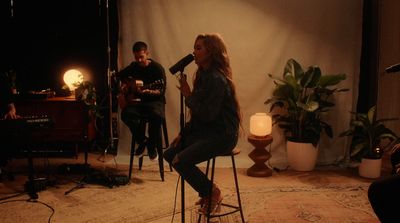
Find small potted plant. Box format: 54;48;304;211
340;105;398;178
74;81;101;118
265;58;348;171
74;81;102;141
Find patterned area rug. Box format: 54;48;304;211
237;184;376;223
0;163;379;223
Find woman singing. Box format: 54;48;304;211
164;33;242;214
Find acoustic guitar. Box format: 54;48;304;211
117;78;164;109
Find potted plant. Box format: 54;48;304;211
265;58;348;171
74;81;102;141
74;81;101;118
340;106;398;178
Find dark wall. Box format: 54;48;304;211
2;0;119;151
2;0;117;97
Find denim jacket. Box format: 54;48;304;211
184;69;239;137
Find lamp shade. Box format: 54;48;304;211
63;69;83;91
250;113;272;136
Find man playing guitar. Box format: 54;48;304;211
116;41;166;161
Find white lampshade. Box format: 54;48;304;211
250;113;272;136
63;69;84;91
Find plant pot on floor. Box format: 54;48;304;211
287;140;318;171
358;158;382;179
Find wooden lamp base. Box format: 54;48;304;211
247;134;273;177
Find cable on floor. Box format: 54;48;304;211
0;198;55;223
170;175;180;223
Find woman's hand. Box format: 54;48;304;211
177;75;191;97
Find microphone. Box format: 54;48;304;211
169;54;194;75
385;63;400;73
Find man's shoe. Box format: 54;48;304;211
148;150;158;162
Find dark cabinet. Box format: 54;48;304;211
15;96;94;155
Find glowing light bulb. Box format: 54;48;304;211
63;69;83;91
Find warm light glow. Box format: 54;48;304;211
250;113;272;136
63;69;84;91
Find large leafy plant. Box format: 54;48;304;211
340;106;398;161
265;58;348;146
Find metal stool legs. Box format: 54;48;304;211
128;119;172;181
230;153;246;222
198;152;245;223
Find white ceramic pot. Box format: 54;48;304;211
286;140;318;171
358;158;382;179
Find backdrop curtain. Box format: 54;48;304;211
115;0;363;168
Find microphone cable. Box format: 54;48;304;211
170;175;180;223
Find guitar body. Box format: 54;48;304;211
117;78;164;110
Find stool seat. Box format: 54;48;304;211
198;147;245;223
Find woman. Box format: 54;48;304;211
164;33;242;214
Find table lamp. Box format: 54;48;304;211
63;69;84;97
247;113;273;177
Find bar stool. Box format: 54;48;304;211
198;147;246;223
128;118;171;181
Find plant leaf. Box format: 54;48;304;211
318;74;347;87
284;58;304;80
367;106;376;124
301;66;321;88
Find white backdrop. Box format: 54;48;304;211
115;0;363;168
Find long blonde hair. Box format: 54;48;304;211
193;33;242;130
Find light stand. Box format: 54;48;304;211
65;0;117;195
98;0;117;162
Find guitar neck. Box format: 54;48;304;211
142;79;164;90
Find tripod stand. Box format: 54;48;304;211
64;0;117;194
97;69;118;162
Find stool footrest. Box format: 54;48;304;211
208;203;241;218
198;153;246;223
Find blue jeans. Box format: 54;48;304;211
164;131;238;197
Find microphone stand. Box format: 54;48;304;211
178;71;186;223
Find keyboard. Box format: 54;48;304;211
0;115;53;129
